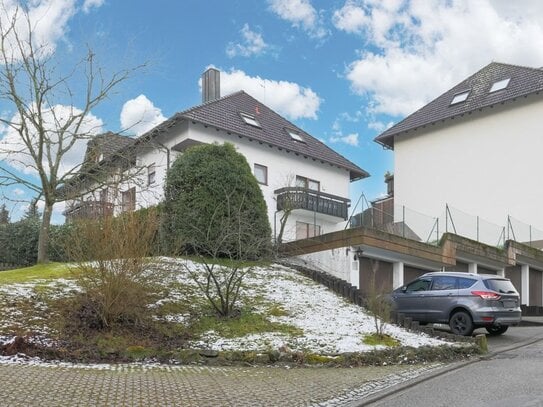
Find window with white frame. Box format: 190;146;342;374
296;221;321;240
296;175;320;191
287;129;305;142
450;90;470;105
254;163;268;185
240;112;261;128
489;78;510;93
148;163;156;186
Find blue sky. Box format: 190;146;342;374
3;0;543;223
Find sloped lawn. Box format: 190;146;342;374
0;258;474;365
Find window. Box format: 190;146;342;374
296;175;320;191
99;188;108;203
148;163;156;186
254;164;268;185
458;277;477;289
431;276;457;290
450;90;470;105
240;112;261;128
296;221;321;240
121;187;136;212
489;78;510;93
405;278;431;292
287;129;304;142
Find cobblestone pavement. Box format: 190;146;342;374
0;361;441;406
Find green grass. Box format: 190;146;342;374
0;263;71;285
363;333;400;347
192;309;303;338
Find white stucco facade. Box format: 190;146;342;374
394;95;543;239
71;119;354;245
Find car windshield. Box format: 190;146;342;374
483;279;517;294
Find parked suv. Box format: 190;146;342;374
390;272;521;336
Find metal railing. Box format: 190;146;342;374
349;193;543;249
275;187;350;220
64;201;115;222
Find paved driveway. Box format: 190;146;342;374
0;361;439;407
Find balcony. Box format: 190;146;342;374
274;187;350;220
64;200;114;222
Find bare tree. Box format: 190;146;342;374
365;259;392;338
180;192;271;317
275;174;299;244
0;4;142;262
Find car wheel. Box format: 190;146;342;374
449;311;474;336
485;326;508;336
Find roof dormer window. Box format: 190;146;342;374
450;90;470;105
489;78;510;93
240;112;261;128
287;129;305;143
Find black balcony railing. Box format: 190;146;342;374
274;187;350;220
64;201;114;222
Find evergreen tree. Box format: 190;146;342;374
0;203;9;225
163;143;271;260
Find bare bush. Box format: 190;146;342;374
64;211;161;329
365;259;392;338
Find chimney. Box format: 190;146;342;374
202;68;220;103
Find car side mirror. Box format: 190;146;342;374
401;286;407;292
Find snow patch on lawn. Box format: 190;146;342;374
0;258;454;361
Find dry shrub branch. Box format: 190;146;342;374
63;211;161;330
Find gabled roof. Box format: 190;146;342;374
375;62;543;148
82;131;134;167
139;91;369;181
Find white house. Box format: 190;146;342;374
65;68;368;249
374;62;543;306
375;62;543;243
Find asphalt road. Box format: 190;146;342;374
361;325;543;407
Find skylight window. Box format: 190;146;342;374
450;91;470;105
288;130;305;142
489;78;510;93
240;112;261;128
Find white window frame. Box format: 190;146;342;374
296;175;320;191
254;163;268;185
147;163;156;186
240;112;261;128
489;78;510;93
450;90;470;105
296;221;321;240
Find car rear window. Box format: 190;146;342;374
483;278;517;293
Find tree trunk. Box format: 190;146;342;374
276;209;291;244
37;202;53;263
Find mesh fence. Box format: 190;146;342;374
351;202;439;245
441;205;505;247
349;199;538;249
507;216;543;247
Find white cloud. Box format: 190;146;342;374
368;120;393;132
216;68;322;120
268;0;328;39
120;95;166;137
226;24;269;58
0;0;78;59
13;188;24;196
0;104;103;178
330;132;359;146
336;0;543;117
82;0;104;13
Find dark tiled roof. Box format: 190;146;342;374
139;91;369;181
375;62;543;148
83;131;134;165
